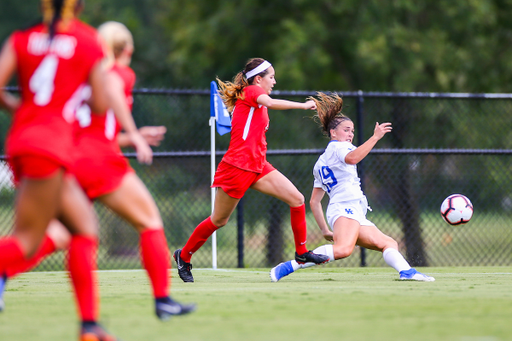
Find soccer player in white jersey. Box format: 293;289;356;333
270;93;435;282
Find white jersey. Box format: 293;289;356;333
313;140;364;203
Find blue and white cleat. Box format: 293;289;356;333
270;261;294;282
399;268;435;282
0;274;6;312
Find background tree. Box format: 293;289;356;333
2;0;512;266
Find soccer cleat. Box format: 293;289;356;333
0;274;6;312
270;261;294;282
155;296;197;321
173;249;194;283
80;322;119;341
295;250;330;265
399;268;435;282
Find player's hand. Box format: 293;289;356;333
323;230;334;242
128;131;153;165
304;100;317;110
139;126;166;146
373;122;392;140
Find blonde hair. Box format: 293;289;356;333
97;21;134;66
217;58;271;113
41;0;80;39
308;92;350;138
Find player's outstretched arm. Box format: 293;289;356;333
310;187;333;242
117;125;166;148
257;94;317;111
345;122;392;165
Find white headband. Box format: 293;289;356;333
245;60;272;79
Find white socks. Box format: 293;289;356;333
291;244;335;270
382;248;411;272
286;246;410;274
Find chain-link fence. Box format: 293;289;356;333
1;89;512;271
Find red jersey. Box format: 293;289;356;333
72;64;136;199
74;63;135;144
221;85;269;172
6;20;104;169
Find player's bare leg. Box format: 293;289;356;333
175;188;239;283
99;173;196;318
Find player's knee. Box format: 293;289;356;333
333;245;354;259
46;221;71;250
131;216;164;233
288;192;305;207
50;230;71;250
211;217;228;228
14;234;44;258
387;238;399;250
378;235;398;251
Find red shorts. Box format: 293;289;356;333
73;153;133;200
212;160;276;199
9;155;63;185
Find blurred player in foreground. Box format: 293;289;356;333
0;21;196;322
0;0;120;339
270;93;435;283
173;58;329;283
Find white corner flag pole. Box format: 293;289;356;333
210;80;230;270
209;115;217;270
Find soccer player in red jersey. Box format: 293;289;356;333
0;0;118;340
73;21;195;319
173;58;330;282
0;21;195;321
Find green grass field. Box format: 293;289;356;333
1;267;511;341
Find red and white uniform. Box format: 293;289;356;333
72;63;135;199
222;85;269;172
6;20;104;182
212;85;275;198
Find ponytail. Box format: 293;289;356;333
41;0;79;41
41;0;55;27
308;92;349;138
216;74;248;113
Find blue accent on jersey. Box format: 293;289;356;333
319;166;338;193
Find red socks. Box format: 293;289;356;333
140;228;169;298
5;235;56;278
0;238;26;275
67;235;98;322
180;209;307;262
290;204;308;255
181;217;218;263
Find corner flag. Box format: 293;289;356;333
210;81;231;135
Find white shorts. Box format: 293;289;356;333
326;196;375;229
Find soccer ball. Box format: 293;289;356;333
440;194;473;225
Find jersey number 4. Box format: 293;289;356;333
29;54;59;106
319;166;338;193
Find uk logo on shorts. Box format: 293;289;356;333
345;208;354;214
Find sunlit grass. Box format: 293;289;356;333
1;267;511;341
